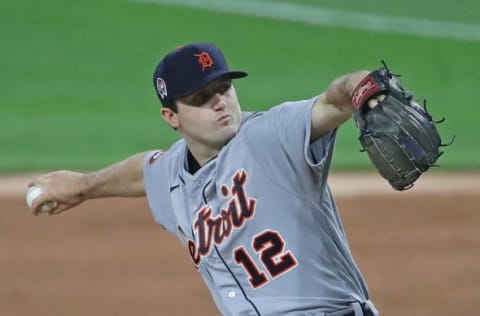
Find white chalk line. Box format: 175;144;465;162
130;0;480;42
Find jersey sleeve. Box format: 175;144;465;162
242;97;337;194
264;97;336;168
279;98;337;173
142;150;178;234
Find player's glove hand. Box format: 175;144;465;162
351;62;450;191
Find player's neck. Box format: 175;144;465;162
185;143;220;170
185;148;219;175
186;149;202;174
184;133;235;167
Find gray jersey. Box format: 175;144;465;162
144;97;371;315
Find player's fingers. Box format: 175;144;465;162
29;188;57;216
30;194;47;213
33;202;44;216
27;178;59;215
32;199;53;216
48;203;76;215
367;99;377;109
367;94;386;109
34;197;84;216
33;202;61;216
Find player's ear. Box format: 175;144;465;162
160;107;179;130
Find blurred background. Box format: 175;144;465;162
1;0;478;172
1;1;479;316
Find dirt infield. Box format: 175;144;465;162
1;173;479;316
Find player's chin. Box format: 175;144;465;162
215;126;238;144
218;129;235;142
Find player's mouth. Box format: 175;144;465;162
217;114;231;125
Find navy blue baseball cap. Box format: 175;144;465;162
153;43;248;107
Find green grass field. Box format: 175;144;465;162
1;0;479;172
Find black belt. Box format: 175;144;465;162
326;301;378;316
342;308;375;316
342;313;373;316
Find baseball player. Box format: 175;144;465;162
29;43;381;316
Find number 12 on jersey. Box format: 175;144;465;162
233;230;298;289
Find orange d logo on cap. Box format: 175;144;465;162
195;52;214;71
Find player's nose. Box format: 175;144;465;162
211;93;226;111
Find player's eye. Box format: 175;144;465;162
190;91;211;106
216;81;232;94
185;80;232;107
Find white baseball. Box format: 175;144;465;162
26;186;58;213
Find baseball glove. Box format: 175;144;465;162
351;62;449;191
